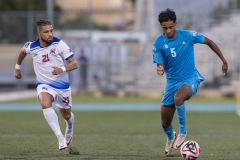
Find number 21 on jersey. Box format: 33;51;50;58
42;54;50;62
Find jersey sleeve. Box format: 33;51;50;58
23;42;31;54
58;40;74;60
152;41;165;65
189;30;205;44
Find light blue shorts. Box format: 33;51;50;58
161;77;203;106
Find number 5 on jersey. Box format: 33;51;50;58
171;48;176;57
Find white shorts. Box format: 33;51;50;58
37;84;72;109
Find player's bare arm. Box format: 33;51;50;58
157;64;165;76
13;47;27;79
52;57;78;75
204;37;228;75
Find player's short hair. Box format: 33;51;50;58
36;19;52;29
158;8;176;24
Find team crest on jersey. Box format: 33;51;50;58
164;44;168;49
178;41;186;45
50;48;56;55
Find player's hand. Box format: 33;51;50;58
157;64;164;76
52;66;63;75
14;69;22;79
222;62;228;76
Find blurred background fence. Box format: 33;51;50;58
0;0;239;97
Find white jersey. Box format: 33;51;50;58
24;37;73;89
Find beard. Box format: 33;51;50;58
41;37;53;45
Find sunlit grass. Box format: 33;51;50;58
0;111;239;160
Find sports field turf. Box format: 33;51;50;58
0;110;239;160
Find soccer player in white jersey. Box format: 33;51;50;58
13;19;78;150
152;9;228;157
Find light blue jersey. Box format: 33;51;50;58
152;30;205;105
153;29;205;82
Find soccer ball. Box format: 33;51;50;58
180;140;200;160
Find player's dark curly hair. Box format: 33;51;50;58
158;8;176;24
36;19;52;28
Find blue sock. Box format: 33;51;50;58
163;124;174;140
176;104;187;135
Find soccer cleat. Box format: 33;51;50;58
65;124;74;146
165;131;177;157
173;133;186;150
58;136;67;150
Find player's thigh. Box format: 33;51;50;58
174;78;201;104
38;92;54;108
161;105;175;127
37;84;55;108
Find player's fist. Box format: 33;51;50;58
222;62;228;76
14;69;22;79
52;66;63;75
157;64;164;76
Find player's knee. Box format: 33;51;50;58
162;120;171;128
65;114;71;120
162;123;171;129
174;96;184;106
40;101;51;109
63;112;71;120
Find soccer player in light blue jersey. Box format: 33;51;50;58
152;8;228;157
14;19;78;150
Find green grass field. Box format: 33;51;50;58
0;110;239;160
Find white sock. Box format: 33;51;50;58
43;108;63;138
65;112;74;129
